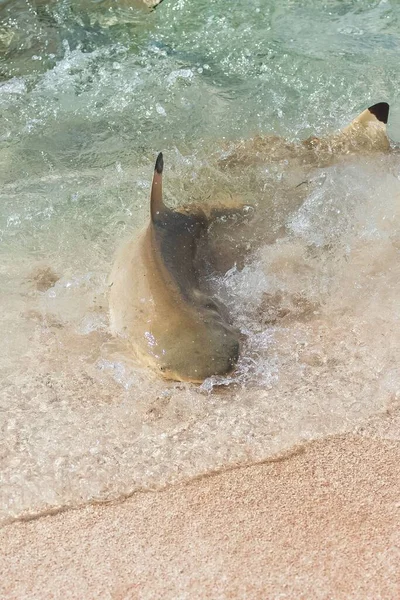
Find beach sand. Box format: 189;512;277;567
1;432;399;599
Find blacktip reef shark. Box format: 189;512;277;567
109;102;390;383
219;102;390;170
109;152;242;383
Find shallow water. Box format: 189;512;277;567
2;0;400;524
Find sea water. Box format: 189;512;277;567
1;0;400;524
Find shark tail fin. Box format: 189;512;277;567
151;152;165;221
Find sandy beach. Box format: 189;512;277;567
3;0;400;598
2;431;399;600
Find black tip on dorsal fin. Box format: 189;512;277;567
155;151;163;174
151;151;164;221
368;102;389;124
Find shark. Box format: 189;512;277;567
109;153;242;383
109;102;390;383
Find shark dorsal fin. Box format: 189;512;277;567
367;102;389;125
339;102;390;150
151;152;165;221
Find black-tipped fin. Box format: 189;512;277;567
338;102;390;151
151;152;164;221
368;102;389;124
155;151;163;174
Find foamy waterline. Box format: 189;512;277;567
2;153;400;525
2;0;400;525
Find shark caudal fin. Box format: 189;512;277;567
151;152;164;221
339;102;390;151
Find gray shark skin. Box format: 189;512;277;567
109;103;390;383
109;153;241;383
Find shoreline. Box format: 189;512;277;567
2;432;399;599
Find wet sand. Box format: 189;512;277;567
1;432;400;599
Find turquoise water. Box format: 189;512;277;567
2;0;400;523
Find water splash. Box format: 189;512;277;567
2;0;400;525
